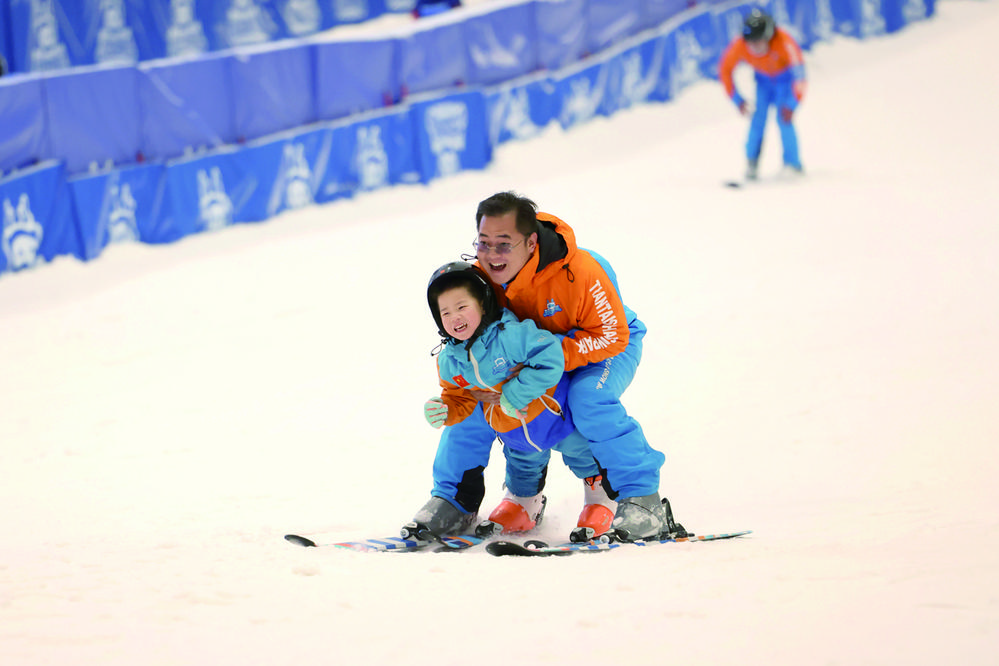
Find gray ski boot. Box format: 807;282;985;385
401;496;477;540
612;494;687;542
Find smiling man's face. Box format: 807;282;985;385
475;210;537;286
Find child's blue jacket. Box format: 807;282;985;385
436;309;574;452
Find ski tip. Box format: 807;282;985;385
724;180;742;189
284;534;318;547
485;540;530;556
485;540;558;557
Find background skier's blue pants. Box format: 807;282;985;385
431;326;665;513
747;73;801;168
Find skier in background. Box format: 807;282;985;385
719;8;807;180
411;261;616;542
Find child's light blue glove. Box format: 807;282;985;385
500;392;526;419
424;397;448;428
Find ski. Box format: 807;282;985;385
284;533;484;553
485;530;752;557
725;168;805;189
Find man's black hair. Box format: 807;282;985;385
475;191;539;238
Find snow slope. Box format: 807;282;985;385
2;2;998;664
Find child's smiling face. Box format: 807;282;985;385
437;285;485;341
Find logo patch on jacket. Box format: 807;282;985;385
543;299;563;317
452;375;469;388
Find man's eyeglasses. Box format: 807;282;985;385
473;239;525;255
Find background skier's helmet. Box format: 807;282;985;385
743;8;776;42
427;261;500;343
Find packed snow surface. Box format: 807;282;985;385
2;2;998;664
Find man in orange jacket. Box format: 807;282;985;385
719;8;807;179
406;192;680;543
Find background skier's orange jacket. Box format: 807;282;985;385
719;27;807;105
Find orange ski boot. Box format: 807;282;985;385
475;491;546;537
570;475;617;542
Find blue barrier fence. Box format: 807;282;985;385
0;0;935;276
0;0;420;74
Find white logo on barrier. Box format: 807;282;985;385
96;0;138;65
197;167;234;231
670;28;704;98
282;0;321;36
489;87;539;144
2;194;44;271
356;126;389;191
280;143;314;210
860;0;886;37
614;53;645;109
902;0;928;24
469;25;527;70
724;11;744;41
107;182;139;244
773;0;790;28
225;0;272;47
385;0;414;11
560;71;605;128
814;0;835;41
334;0;368;21
615;39;665;109
167;0;208;57
29;0;70;72
425;102;469;177
773;0;803;44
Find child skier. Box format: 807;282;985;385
719;8;807;179
405;261;616;542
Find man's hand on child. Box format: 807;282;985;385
468;389;501;404
424;397;448;428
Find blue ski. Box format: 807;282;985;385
284;533;484;552
485;530;752;557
